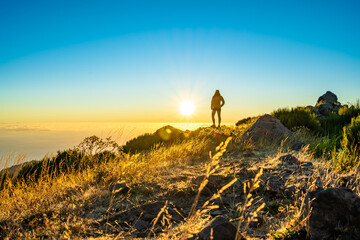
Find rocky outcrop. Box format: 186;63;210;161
240;114;292;144
315;91;342;117
304;188;360;239
315;91;339;107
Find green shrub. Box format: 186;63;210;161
122;125;233;154
16;150;86;183
123;125;186;153
16;136;120;184
272;102;360;158
310;135;340;158
332;148;358;171
235;117;252;126
331;116;360;171
318;101;360;136
341;116;360;155
339;100;360;122
272;107;320;132
318;114;342;136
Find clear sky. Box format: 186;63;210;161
1;0;360;123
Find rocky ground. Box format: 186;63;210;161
10;141;355;240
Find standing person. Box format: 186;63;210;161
211;90;225;127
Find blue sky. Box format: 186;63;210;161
1;0;360;122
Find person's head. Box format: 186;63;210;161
214;90;220;96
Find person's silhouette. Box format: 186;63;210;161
211;90;225;127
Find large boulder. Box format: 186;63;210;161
240;114;292;144
317;102;332;116
315;91;338;106
304;188;360;239
315;91;342;117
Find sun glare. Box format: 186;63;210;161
179;101;195;116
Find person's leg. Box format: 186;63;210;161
217;109;221;127
211;109;216;127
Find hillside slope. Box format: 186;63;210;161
1;104;360;239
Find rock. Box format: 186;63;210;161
299;162;313;172
132;219;149;231
216;196;232;207
198;216;243;240
237;168;256;180
109;181;130;195
278;154;299;165
315;91;338;107
195;174;229;193
140;201;184;222
267;179;283;194
210;210;224;217
290;142;307;151
260;175;284;195
317;102;334;116
200;186;213;197
143;213;156;221
315;91;342;117
240;114;293;144
304;188;360;239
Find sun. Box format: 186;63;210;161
179;101;195;116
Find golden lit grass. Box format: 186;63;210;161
153;137;264;240
0;133;228;238
2;123;358;239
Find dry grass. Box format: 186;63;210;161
0;127;242;239
1;123;360;239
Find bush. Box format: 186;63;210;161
272;107;320;132
311;135;340;158
339;100;360;122
331;116;360;171
318;114;342;136
341;116;360;155
272;102;360;158
16;150;86;183
122;125;233;154
235;117;253;126
16;136;120;184
123;125;186;153
318;101;360;136
332;148;359;171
